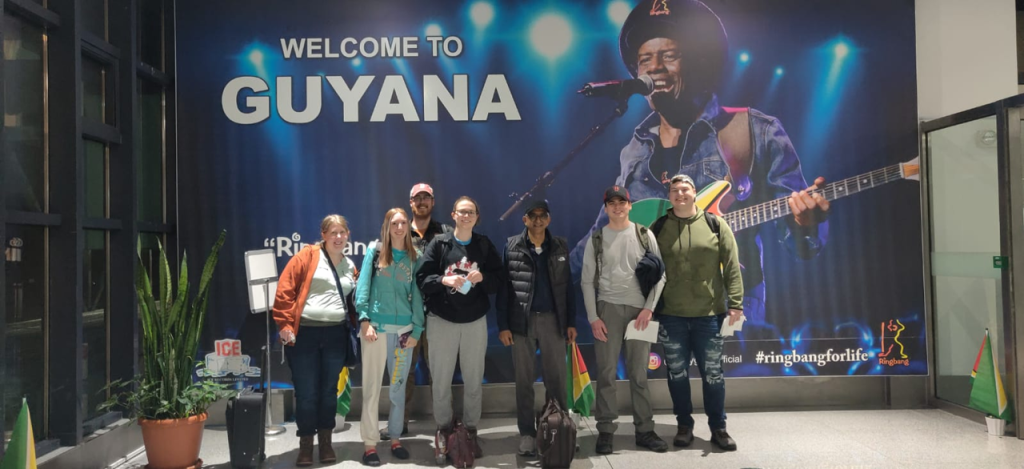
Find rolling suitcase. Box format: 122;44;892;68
226;386;267;468
226;343;268;468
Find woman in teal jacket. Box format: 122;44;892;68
355;207;424;466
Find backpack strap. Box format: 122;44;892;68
372;243;382;274
590;229;603;290
650;215;669;238
704;212;721;238
635;223;651;253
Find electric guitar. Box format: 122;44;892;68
629;157;921;229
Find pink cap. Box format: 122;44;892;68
409;183;434;198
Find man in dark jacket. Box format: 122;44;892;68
496;199;577;457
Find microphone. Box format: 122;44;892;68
578;75;654;98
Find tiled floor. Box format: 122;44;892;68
121;409;1024;468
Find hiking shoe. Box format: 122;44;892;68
595;432;614;454
711;429;737;451
518;435;537;457
635;431;668;453
379;428;391;441
674;426;694;447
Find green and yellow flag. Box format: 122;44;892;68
566;343;595;417
969;329;1014;422
1;399;37;469
336;366;353;417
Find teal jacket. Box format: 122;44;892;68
355;243;425;340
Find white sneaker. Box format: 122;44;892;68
519;435;537;457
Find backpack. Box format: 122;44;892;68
591;223;651;289
445;417;475;468
536;398;576;468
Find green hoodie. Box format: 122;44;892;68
655;208;743;317
355;243;425;339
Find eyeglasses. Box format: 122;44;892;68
526;212;550;220
455;210;478;217
411;195;434;203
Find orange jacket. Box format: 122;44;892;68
272;243;357;344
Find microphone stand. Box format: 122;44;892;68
500;97;631;221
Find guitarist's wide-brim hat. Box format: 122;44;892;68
619;0;729;88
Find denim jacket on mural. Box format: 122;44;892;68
569;95;828;323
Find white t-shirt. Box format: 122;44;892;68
301;250;356;325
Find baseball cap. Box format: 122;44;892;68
669;174;696;188
409;183;434;198
523;199;550;215
603;185;631;203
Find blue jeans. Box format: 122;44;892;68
285;324;349;437
658;314;727;431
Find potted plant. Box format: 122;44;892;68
101;231;229;469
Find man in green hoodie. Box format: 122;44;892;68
652;174;743;452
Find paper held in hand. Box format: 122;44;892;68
720;314;746;337
624;319;659;343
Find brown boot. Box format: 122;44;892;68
318;429;337;463
297;435;314;467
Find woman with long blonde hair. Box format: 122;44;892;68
355;208;424;466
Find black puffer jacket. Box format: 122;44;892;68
496;229;576;336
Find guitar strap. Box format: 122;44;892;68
717;109;753;199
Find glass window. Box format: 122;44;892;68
4;225;46;443
2;15;46;212
138;0;164;69
82;57;115;126
927;116;1007;407
138;80;164;223
138;233;163;296
81;0;107;42
82;230;108;422
84;140;107;219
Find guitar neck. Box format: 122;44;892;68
724;163;907;232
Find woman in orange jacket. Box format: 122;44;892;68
272;214;357;467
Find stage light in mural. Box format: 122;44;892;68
221;74;521;124
470;1;495;28
739;52;750;63
248;49;265;67
834;41;850;60
529;13;573;61
607;1;630;26
425;23;442;37
775;67;784;77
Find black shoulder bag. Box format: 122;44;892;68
321;245;361;368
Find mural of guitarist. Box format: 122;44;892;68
570;0;830;325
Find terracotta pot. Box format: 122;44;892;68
138;413;207;469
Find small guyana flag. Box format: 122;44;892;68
566;343;595;417
1;399;37;469
336;366;353;417
969;329;1014;422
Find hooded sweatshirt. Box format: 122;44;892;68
656;208;743;317
355;242;425;340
